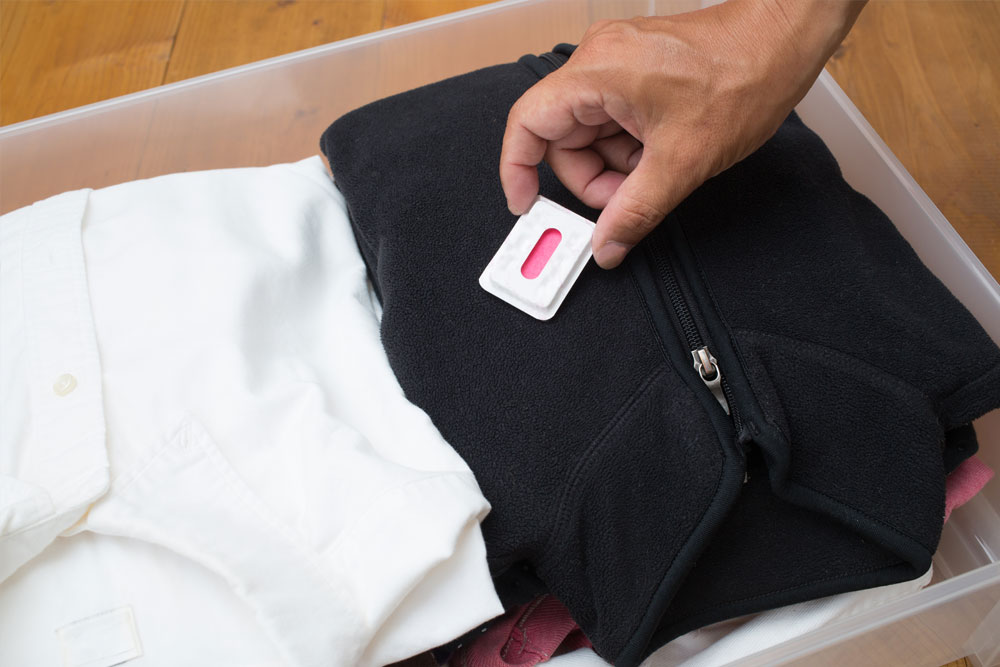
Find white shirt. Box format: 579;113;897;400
0;157;503;667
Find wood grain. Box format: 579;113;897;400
383;0;493;28
164;0;384;83
1;1;995;281
825;1;1000;279
0;2;995;664
0;0;184;125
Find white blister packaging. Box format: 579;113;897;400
479;196;596;320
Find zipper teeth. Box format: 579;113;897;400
723;376;742;433
649;235;702;350
648;234;744;434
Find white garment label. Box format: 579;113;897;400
56;606;143;667
479;196;595;320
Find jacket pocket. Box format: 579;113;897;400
732;327;944;561
538;363;744;664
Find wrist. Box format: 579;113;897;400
725;0;866;107
756;0;866;62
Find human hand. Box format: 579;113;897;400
500;0;866;268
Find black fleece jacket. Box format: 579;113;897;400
320;48;1000;666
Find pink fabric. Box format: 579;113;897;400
449;594;590;667
945;455;994;522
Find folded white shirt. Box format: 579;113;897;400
0;157;503;667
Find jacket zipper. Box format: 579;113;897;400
533;47;746;449
645;232;742;433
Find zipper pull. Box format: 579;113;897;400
692;347;730;415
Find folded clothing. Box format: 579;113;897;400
321;46;1000;666
945;456;995;522
449;594;591;667
546;563;935;667
456;454;992;666
0;157;502;667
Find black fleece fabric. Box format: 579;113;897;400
320;49;1000;666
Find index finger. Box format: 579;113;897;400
500;77;610;214
499;115;548;215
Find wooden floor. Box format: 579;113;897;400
1;0;998;281
0;3;993;665
0;0;496;126
825;1;1000;281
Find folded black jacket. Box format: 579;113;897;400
321;47;1000;665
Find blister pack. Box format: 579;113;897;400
479;196;595;320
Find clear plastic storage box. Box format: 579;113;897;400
1;1;997;664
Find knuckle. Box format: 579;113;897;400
616;18;645;40
583;18;613;38
505;96;536;131
578;18;651;73
581;18;634;51
506;98;525;123
584;23;622;49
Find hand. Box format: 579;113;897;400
500;0;866;268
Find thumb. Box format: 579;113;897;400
591;148;700;269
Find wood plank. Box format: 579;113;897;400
1;0;996;279
0;4;993;666
382;0;494;28
164;0;384;84
0;0;184;125
826;1;1000;280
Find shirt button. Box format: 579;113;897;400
53;374;77;397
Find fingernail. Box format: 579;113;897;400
594;241;632;269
